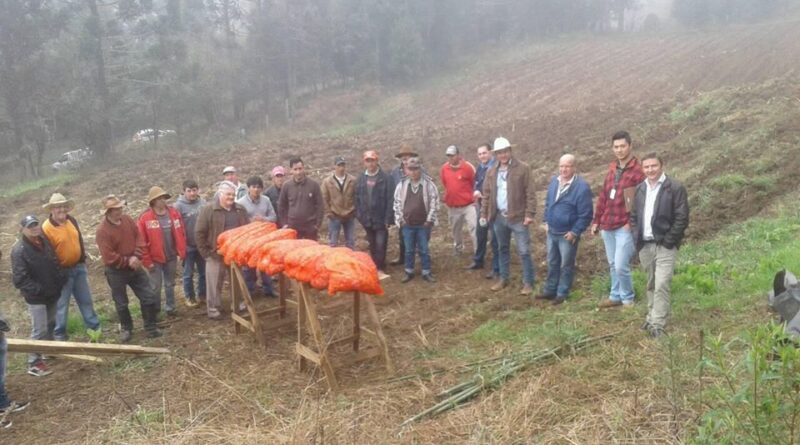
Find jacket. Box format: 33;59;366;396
96;214;146;270
175;195;206;247
480;158;537;224
393;176;440;226
278;177;324;230
195;199;249;260
265;186;281;220
440;161;476;208
355;168;395;229
11;235;67;305
138;207;187;267
630;176;689;250
593;157;645;230
321;173;357;219
543;175;594;236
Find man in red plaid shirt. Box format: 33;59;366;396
591;131;645;308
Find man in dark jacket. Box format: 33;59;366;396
265;165;285;221
468;143;499;277
355;150;395;272
537;154;593;305
278;157;324;240
175;179;206;307
630;154;689;338
11;215;66;376
195;181;249;319
96;195;163;342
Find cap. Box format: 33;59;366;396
20;215;39;228
492;137;512;152
271;166;286;177
334;156;346;166
445;145;459;156
222;166;236;174
406;157;422;170
363;150;379;161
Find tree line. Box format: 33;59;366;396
0;0;787;177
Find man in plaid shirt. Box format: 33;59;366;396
591;131;645;308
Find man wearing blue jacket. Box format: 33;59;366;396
538;154;593;305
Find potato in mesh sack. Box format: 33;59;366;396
284;244;332;283
246;228;298;268
325;249;383;296
258;239;317;275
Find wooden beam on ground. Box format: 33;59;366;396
56;354;106;363
6;338;170;356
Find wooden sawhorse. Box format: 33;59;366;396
294;282;393;391
230;264;295;346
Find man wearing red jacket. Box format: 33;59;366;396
591;131;646;309
138;186;187;317
440;145;477;257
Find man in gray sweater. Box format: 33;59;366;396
175;180;206;307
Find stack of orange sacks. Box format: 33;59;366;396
216;222;383;296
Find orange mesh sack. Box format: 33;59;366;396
284;245;332;283
325;250;383;296
246;228;298;268
217;221;271;253
310;247;349;290
221;222;275;265
234;225;283;265
261;239;317;275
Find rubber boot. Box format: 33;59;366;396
142;304;162;338
117;308;134;343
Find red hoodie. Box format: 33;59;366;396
137;206;187;267
440;160;476;207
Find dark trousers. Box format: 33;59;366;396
104;267;159;332
294;225;319;241
365;226;388;270
474;218;500;273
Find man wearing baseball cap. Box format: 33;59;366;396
222;166;247;200
41;193;102;341
96;195;162;341
355;150;395;272
322;156;357;248
440;145;477;257
138;186;187;316
11;215;66;376
265;166;286;222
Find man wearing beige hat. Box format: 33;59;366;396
96;195;162;341
222;166;248;200
138;186;187;317
41;193;101;341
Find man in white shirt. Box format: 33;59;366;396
630;153;689;338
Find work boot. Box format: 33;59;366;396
490;279;509;292
422;273;436;283
119;329;133;343
485;271;498;280
598;299;623;309
520;285;533;296
117;308;134;338
464;262;482;270
401;273;414;283
142;304;163;338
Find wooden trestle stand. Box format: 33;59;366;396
230;264;295;346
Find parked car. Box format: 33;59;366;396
52;147;93;171
132;128;175;143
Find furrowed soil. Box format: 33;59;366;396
1;18;800;444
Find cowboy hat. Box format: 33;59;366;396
147;186;171;204
492;137;514;152
43;193;74;211
102;195;126;212
395;143;419;159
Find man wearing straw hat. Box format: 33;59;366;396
389;143;423;266
138;186;187;317
96;195;162;341
41;193;101;341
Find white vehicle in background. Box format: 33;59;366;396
132;128;175;143
52;147;94;171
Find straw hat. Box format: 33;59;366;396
395;143;418;159
102;195;126;212
43;193;74;211
147;186;170;205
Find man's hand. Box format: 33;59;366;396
424;221;433;229
473;190;482;202
479;217;488;228
564;231;577;244
128;256;142;270
523;217;533;226
253;215;266;222
590;223;599;235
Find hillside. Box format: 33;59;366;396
1;18;799;444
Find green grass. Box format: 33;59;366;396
0;173;76;198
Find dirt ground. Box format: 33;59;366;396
1;18;800;444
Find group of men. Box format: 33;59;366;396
1;130;689;424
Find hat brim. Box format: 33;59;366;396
395;151;419;159
104;201;127;212
491;145;514;152
43;200;74;211
149;193;171;204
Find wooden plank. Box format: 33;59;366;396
296;280;307;371
365;296;394;373
295;343;322;364
6;338;169;356
56;354;105;363
231;313;255;333
279;273;288;318
328;335;355;347
353;292;361;352
302;284;340;391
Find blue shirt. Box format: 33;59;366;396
496;167;509;213
474;158;496;193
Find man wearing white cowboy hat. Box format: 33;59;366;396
96;195;162;341
137;186;187;317
480;137;538;296
41;193;101;341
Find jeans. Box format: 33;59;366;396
447;205;477;254
402;225;432;275
474;214;500;274
242;267;275;295
639;243;678;329
543;232;579;298
364;226;388;270
54;263;101;340
328;217;356;249
204;256;229;315
105;267;158;331
27;301;57;365
600;227;636;304
182;247;206;300
0;334;9;409
149;259;178;312
493;214;535;286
